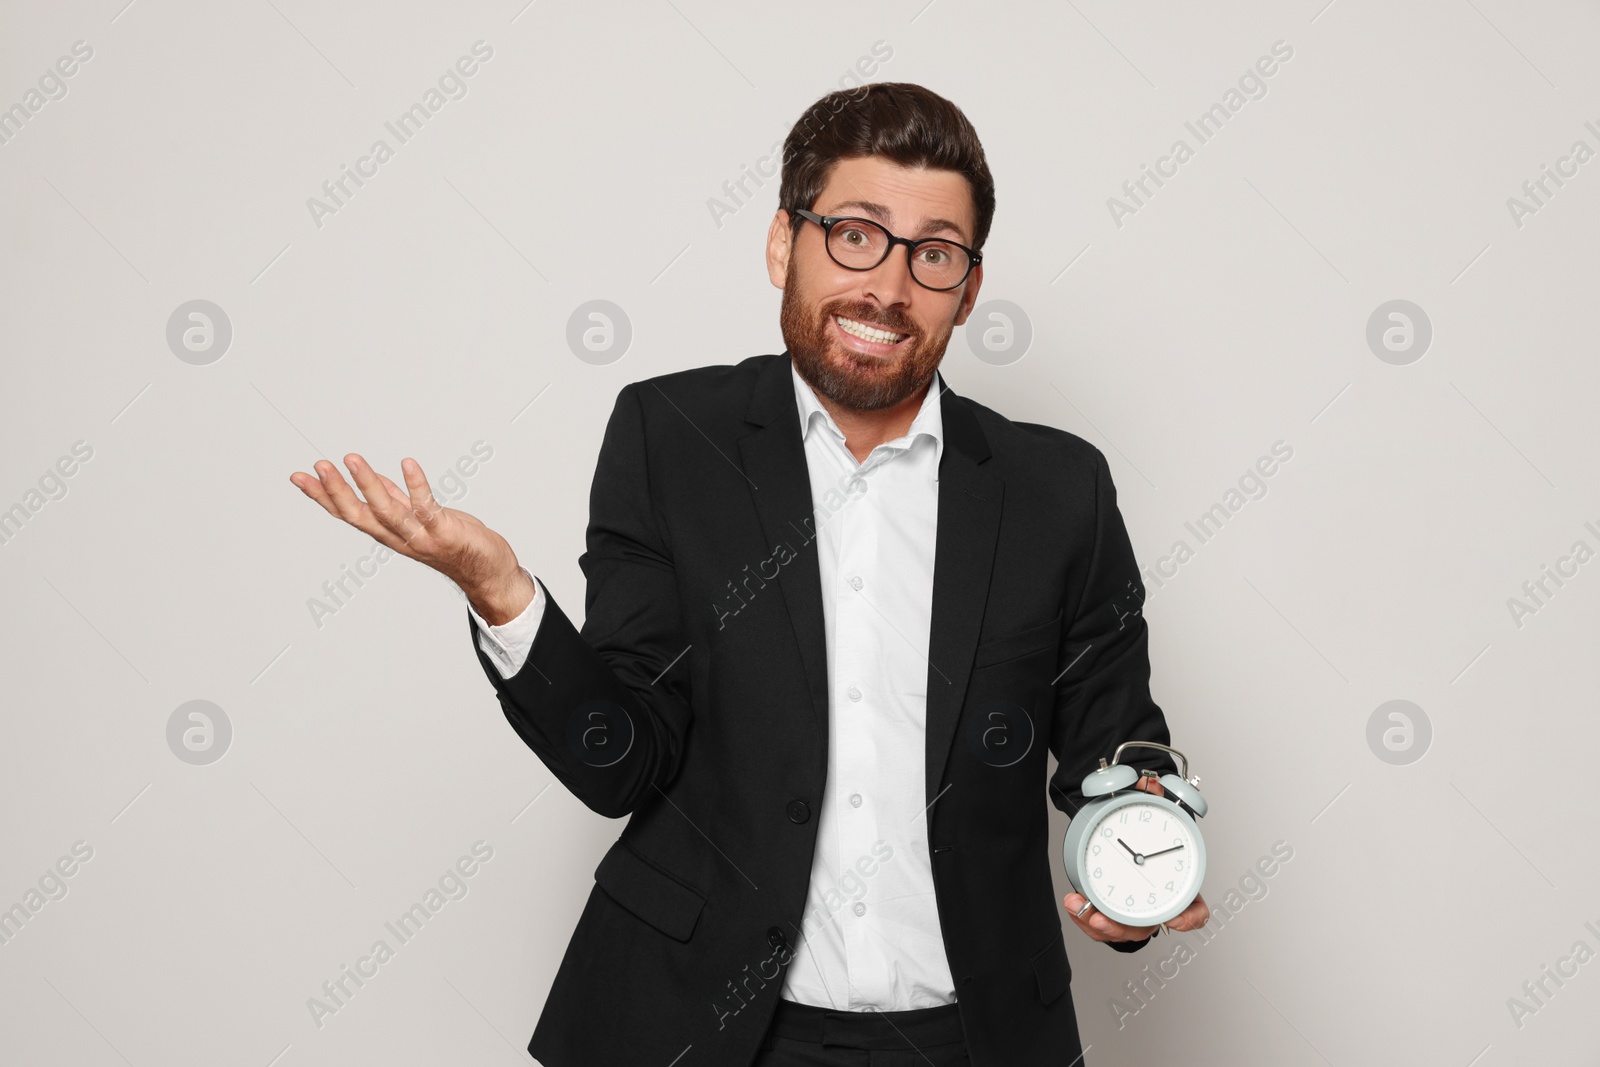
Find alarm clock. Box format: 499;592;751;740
1061;741;1208;927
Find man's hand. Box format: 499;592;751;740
289;453;534;625
1063;775;1211;944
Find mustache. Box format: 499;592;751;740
824;302;915;337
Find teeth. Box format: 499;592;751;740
835;315;905;344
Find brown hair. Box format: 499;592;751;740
779;82;996;251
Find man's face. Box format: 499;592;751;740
767;156;984;412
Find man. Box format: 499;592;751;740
290;82;1208;1066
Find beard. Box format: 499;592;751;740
779;270;954;412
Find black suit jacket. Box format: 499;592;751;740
471;352;1179;1066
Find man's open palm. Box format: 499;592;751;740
289;454;532;624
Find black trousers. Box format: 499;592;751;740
753;997;969;1066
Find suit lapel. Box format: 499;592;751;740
733;352;1005;805
923;386;1003;813
737;355;832;752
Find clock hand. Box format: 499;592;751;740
1144;843;1187;859
1116;837;1144;863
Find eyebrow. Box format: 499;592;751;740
824;199;970;244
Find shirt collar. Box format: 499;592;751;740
790;357;945;471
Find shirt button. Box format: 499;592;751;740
849;576;863;591
853;902;866;916
847;686;862;702
849;793;862;808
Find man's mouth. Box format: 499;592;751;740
834;314;908;345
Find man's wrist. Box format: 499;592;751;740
464;566;535;626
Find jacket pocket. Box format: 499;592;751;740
974;610;1064;670
1029;930;1072;1005
594;841;707;943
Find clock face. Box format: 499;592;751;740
1082;799;1201;922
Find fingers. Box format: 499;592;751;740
289;470;340;518
1165;893;1211;932
343;454;417;540
399;457;445;530
313;459;379;528
375;472;410;507
1135;776;1165;797
313;458;371;522
289;454;459;565
1062;886;1208;941
1064;893;1158;943
290;458;408;552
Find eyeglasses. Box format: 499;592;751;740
791;208;981;292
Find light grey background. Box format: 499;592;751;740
2;1;1596;1064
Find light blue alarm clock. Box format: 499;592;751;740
1062;741;1208;927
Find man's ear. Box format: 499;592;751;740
952;260;984;326
766;210;794;290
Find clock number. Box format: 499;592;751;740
1091;844;1101;856
1164;881;1174;891
1148;893;1156;904
1174;860;1184;872
1119;812;1129;824
1093;867;1102;879
1125;893;1135;906
1101;827;1112;838
1138;810;1152;822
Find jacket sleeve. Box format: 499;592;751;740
469;382;692;819
1047;447;1181;954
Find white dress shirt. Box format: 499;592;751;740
469;361;957;1011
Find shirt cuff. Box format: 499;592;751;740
468;569;544;679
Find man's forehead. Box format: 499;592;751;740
815;159;975;243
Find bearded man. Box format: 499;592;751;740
290;81;1208;1067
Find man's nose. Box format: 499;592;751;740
858;247;916;310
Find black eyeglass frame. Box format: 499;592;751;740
791;208;982;292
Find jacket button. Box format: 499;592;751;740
786;799;810;824
768;926;789;949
